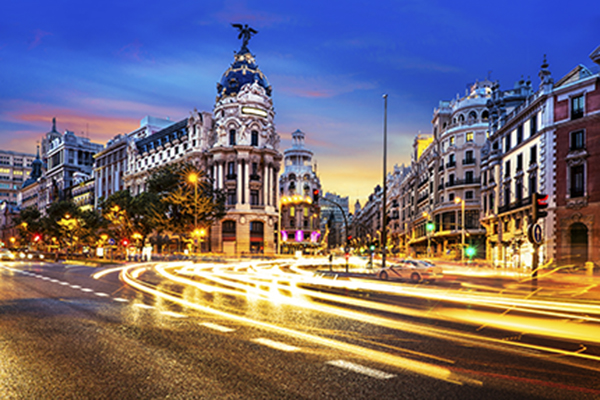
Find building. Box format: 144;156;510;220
481;66;553;268
0;149;35;206
44;121;103;207
320;192;349;250
19;147;44;212
278;129;322;253
124;31;282;255
95;116;173;207
553;47;600;267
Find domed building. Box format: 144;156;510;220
206;31;282;255
278;129;321;254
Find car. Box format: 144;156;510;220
376;259;443;283
0;248;15;260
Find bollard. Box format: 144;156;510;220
586;261;594;277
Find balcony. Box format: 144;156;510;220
445;177;479;188
226;173;237;181
462;158;476;165
250;174;260;181
497;195;532;215
446;161;456;169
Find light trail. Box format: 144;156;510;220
120;263;481;386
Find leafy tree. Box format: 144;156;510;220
146;163;225;243
13;206;43;246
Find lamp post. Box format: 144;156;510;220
423;211;434;258
382;94;388;270
188;172;199;253
454;197;465;264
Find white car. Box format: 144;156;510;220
376;259;442;283
0;249;15;260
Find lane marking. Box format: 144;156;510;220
200;322;235;333
94;292;109;297
326;360;396;380
70;284;81;289
113;297;129;303
80;288;93;292
252;338;301;352
133;303;154;309
49;279;59;283
160;311;187;318
59;281;69;286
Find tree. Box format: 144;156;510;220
13;206;42;247
146;163;225;249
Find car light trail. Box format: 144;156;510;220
120;264;481;386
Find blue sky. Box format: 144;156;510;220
1;0;599;207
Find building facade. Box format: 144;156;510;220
278;129;321;253
124;36;282;255
0;149;35;206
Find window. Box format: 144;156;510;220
449;136;455;146
466;132;474;142
222;220;236;241
515;180;523;201
250;190;259;205
251;130;259;146
570;165;584;197
447;153;455;168
464;150;474;164
465;171;474;183
465;191;473;200
449;173;455;185
505;160;510;178
517;154;523;171
570;130;585;150
530;115;537;137
227;189;236;205
530;145;537;165
517;125;523;144
449;193;455;202
504;134;511;152
504;186;511;206
229;129;236;145
227;162;236;179
489;193;495;211
571;95;584;120
529;174;537;197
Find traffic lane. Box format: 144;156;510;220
0;265;543;400
124;267;600;398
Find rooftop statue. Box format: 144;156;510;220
231;23;257;51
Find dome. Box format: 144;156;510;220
217;48;272;98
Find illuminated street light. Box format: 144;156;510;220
188;172;199;253
454;197;465;264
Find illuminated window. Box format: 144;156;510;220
466;132;474;142
449;136;455;146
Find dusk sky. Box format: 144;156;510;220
1;0;599;208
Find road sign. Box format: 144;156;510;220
528;223;543;245
108;238;115;245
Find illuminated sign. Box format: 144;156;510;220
241;107;268;118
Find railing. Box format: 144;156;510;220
445;177;479;188
462;158;476;165
497;195;532;214
446;161;456;168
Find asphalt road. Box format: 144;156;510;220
1;260;600;399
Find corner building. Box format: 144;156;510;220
124;40;281;255
209;45;282;255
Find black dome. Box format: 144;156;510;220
217;48;271;98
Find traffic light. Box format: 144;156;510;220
532;192;549;221
369;243;376;252
121;238;130;247
466;246;476;258
33;234;41;242
312;188;319;203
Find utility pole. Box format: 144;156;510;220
382;94;388;270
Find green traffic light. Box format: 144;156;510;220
466;246;476;257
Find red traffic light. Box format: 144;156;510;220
533;192;549;220
121;239;130;246
312;188;319;203
33;234;41;242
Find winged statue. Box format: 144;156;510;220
231;23;258;50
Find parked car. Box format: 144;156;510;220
376;259;442;283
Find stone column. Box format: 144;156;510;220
237;161;243;205
264;163;269;206
244;159;250;205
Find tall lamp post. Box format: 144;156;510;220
454;197;465;264
382;94;388;270
188;172;199;253
423;211;434;257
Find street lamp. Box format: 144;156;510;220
454;197;465;264
187;172;199;253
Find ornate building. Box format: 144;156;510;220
278;129;321;253
124;28;282;255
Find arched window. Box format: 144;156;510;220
482;110;489;121
458;114;465;123
229;129;236;146
468;111;477;121
251;130;259;146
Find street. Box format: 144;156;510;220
1;259;600;399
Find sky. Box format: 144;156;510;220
1;0;599;209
